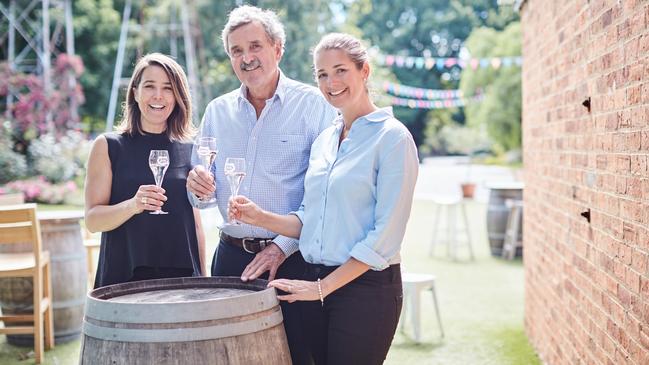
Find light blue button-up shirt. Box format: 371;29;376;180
293;107;419;270
189;72;338;255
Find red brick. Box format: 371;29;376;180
627;85;641;105
641;324;649;350
616;155;631;173
615;176;627;194
642;131;649;150
626;177;642;198
624;268;640;293
631;251;647;274
642;83;649;104
640;277;649;301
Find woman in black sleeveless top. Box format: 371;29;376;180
84;53;205;288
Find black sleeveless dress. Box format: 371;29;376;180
94;132;201;288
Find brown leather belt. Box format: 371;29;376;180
219;232;273;254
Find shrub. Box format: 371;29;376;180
0;121;28;184
28;130;92;184
2;176;77;204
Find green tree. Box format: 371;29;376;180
75;0;338;131
74;0;122;133
346;0;518;150
192;0;339;102
459;22;521;151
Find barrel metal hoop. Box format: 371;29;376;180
85;287;279;323
82;309;283;342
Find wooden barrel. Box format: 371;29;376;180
79;277;292;365
0;210;87;345
486;182;524;257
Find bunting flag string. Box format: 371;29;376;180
379;93;484;110
375;54;522;70
380;81;484;100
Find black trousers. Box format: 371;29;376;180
211;238;310;365
300;263;403;365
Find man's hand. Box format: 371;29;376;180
241;243;286;282
186;165;215;199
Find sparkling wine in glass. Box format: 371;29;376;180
149;149;170;215
196;137;218;203
224;157;246;225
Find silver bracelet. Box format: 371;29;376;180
316;278;324;307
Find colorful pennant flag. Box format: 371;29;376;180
375;54;522;70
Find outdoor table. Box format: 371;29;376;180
0;210;87;345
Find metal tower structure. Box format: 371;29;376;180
105;0;203;132
1;0;76;128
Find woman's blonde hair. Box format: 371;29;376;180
118;53;194;141
313;33;369;71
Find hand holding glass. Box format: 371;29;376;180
148;149;170;215
224;157;246;225
196;137;218;203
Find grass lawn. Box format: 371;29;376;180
0;200;540;364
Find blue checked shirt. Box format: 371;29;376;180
189;71;338;255
292;108;419;270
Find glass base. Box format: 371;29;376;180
149;210;168;215
199;196;217;204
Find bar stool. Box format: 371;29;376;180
399;272;444;343
501;199;523;260
428;196;474;261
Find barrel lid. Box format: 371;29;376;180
85;277;279;324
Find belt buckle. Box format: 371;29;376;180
242;238;268;254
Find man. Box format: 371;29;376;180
186;5;337;364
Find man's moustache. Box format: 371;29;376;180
240;60;261;70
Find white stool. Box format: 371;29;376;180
428;196;474;261
501;199;523;260
399;272;444;342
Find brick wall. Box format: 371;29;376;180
519;0;649;364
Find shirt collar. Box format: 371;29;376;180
333;106;394;127
363;107;393;122
236;69;287;106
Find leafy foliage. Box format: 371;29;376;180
28;130;92;184
0;54;85;144
346;0;518;151
460;22;521;151
0;122;28;184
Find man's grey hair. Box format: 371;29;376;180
221;5;286;56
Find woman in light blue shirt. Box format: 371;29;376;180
230;33;418;365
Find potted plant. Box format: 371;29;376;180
460;152;476;199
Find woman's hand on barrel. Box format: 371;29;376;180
268;279;320;303
130;185;167;214
228;195;263;225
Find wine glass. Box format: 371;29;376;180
224;157;246;225
148;149;170;215
196;137;218;203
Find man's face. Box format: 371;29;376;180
227;21;282;93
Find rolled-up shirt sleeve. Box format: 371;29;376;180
349;132;419;270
